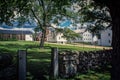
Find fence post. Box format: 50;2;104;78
51;47;59;78
18;50;27;80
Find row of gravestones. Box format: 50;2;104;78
59;49;112;78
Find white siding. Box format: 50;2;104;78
25;34;33;41
56;33;67;43
73;31;95;43
47;31;67;43
100;29;112;46
82;31;93;42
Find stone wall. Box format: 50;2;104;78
0;54;16;80
59;50;112;77
59;51;79;77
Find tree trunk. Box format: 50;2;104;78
109;4;120;80
40;29;46;48
93;0;120;79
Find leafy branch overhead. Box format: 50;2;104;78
0;0;32;25
0;0;112;47
78;0;111;27
55;27;81;42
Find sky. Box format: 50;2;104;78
59;20;72;28
0;20;72;29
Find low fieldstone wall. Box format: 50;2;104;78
0;54;16;80
59;50;112;78
59;51;79;77
0;54;13;70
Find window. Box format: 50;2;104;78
74;28;77;30
59;37;61;40
108;33;110;36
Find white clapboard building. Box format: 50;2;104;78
98;28;112;46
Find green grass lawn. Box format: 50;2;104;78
0;41;110;80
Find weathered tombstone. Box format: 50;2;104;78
18;50;27;80
50;47;59;78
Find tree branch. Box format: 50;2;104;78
31;8;43;30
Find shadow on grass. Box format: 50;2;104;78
26;49;51;80
0;47;17;56
0;41;102;80
0;43;52;80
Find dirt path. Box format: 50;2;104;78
46;42;112;49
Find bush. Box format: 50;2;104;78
0;38;18;41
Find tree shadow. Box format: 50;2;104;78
26;49;51;80
0;43;52;80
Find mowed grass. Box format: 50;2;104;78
0;41;110;80
0;41;100;55
74;72;110;80
0;41;52;79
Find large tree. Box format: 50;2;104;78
27;0;73;48
60;0;120;79
0;0;72;48
92;0;120;80
0;0;31;25
77;0;120;79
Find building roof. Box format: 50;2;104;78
0;21;37;29
74;29;86;33
0;29;33;34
